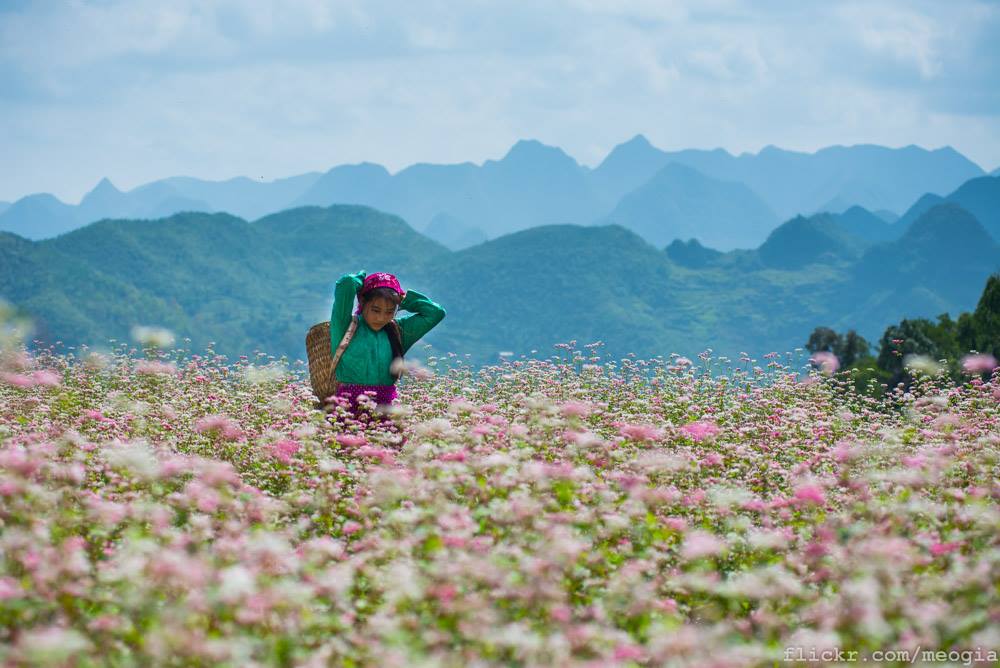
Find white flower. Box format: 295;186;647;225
130;325;176;349
103;440;160;481
747;529;788;551
242;363;288;384
904;354;944;376
217;565;256;602
16;627;91;665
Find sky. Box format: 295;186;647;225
1;0;998;204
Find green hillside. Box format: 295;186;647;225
0;203;996;366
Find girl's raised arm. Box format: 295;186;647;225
397;289;446;354
330;270;366;353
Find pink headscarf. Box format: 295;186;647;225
354;272;403;315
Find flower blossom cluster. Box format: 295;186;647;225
0;339;998;666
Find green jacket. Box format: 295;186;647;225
330;271;446;385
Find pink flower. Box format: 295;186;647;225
680;420;719;442
664;517;687;531
550;605;572;623
793;483;826;506
961;354;998;374
560;401;593;418
930;541;961;556
810;351;840;374
185;481;220;513
430;583;457;603
193;414;243;441
355;446;396;465
683;489;706;506
613;644;644;661
0;448;42;477
0;577;22;600
268;439;300;464
655;598;678;613
702;452;724;466
0;372;34;388
681;530;726;560
618;423;663;442
135;360;177;375
29;370;61;387
442;534;467;548
88;615;123;632
342;521;362;536
336;434;367;448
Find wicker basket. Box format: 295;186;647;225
306;318;358;404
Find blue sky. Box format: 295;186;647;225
1;0;998;203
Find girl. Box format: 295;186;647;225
328;270;446;421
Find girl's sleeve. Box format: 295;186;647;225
330;270;366;353
397;289;446;354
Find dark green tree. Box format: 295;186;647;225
956;311;977;353
970;273;1000;358
876;315;962;388
840;330;871;367
805;327;871;367
806;327;842;356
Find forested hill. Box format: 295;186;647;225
2;200;998;366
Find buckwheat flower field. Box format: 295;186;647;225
1;332;999;666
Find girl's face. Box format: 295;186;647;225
362;296;398;331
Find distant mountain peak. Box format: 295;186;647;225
79;177;124;210
324;161;390;176
622;134;652;149
89;177;121;195
757;213;865;269
930;145;960;156
904;202;993;245
665;237;723;269
501;139;577;165
594;134;666;174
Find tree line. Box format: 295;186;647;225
806;273;1000;394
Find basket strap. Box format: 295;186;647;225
389;320;404;379
329;316;358;385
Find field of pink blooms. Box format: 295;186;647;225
1;323;999;665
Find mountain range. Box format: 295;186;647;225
0;138;987;252
2;172;998;367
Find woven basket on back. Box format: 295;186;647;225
306;318;358;404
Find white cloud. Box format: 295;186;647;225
0;0;996;202
834;2;943;79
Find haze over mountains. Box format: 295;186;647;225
0;138;987;252
599;162;778;250
2;132;997;366
1;169;998;366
